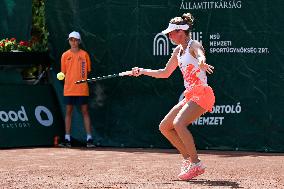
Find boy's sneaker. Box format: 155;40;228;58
58;139;71;148
86;139;96;148
178;161;205;180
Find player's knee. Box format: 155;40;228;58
159;121;169;134
173;119;186;132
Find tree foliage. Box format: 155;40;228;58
31;0;48;52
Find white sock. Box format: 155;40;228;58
65;134;71;141
86;134;92;141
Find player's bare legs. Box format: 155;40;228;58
173;101;206;163
159;101;190;159
173;101;207;180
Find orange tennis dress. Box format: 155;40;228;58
177;40;215;112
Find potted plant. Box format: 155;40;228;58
0;0;50;84
0;37;50;84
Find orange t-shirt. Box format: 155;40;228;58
61;49;91;96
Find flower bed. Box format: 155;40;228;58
0;38;50;66
0;38;32;52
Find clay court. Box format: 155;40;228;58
0;147;283;189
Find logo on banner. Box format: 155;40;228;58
192;32;202;43
34;106;53;127
180;0;242;10
0;106;28;122
153;33;170;56
1;106;55;129
153;32;202;56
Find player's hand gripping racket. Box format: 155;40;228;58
75;71;132;84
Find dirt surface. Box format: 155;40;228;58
0;148;283;189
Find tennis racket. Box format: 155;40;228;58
75;71;132;84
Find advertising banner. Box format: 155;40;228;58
46;0;284;151
0;85;64;148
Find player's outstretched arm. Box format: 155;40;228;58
132;46;180;78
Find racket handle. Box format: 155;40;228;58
119;71;132;76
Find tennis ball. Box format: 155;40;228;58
57;72;65;80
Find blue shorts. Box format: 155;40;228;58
64;96;89;105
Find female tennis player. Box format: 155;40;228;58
132;13;215;180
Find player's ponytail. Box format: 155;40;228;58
181;13;194;30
